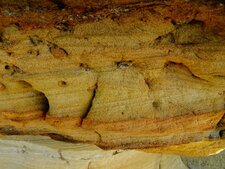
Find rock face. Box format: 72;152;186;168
0;136;190;169
0;0;225;156
1;136;225;169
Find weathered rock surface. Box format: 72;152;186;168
0;0;225;156
0;135;190;169
0;135;225;169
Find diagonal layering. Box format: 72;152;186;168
0;0;225;156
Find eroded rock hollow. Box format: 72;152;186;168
0;0;225;156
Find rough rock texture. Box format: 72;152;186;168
1;135;225;169
0;136;189;169
182;151;225;169
0;0;225;156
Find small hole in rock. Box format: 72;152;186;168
219;130;225;138
0;83;5;90
80;63;90;71
7;52;13;56
171;20;177;25
168;50;173;54
144;78;152;88
116;61;132;69
152;101;160;109
58;80;67;87
4;65;10;70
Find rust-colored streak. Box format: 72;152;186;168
82;111;225;134
0;0;224;35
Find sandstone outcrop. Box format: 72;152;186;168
0;0;225;156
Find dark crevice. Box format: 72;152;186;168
48;133;80;143
219;130;225;138
38;93;49;119
216;113;225;128
189;19;205;26
29;35;43;46
144;78;152;89
50;0;66;9
112;150;123;156
116;60;133;69
213;75;225;79
39;93;49;119
0;125;20;135
87;162;91;169
194;52;203;60
150;32;175;46
81;83;98;121
158;160;162;169
94;130;102;143
171;19;177;26
48;43;69;59
0;32;3;42
164;61;209;82
58;149;70;164
181;161;192;169
4;64;25;75
17;80;50;119
17;80;33;88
